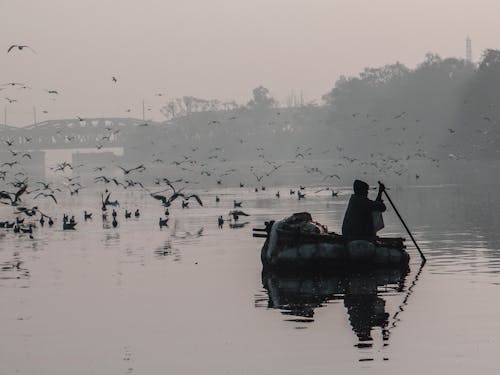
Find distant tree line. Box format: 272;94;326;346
157;49;500;161
320;49;500;159
160;85;283;120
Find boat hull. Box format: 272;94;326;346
260;220;410;271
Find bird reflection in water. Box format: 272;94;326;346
170;219;204;239
229;221;250;229
258;266;421;357
102;232;120;248
0;251;30;286
154;240;181;262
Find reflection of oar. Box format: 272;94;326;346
379;181;426;264
389;260;425;331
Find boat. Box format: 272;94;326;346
254;212;410;271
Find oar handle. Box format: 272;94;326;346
378;182;426;264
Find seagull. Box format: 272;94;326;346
0;191;14;205
5;97;17;103
228;210;249;221
112;76;117;83
2;82;26;87
322;174;341;182
33;192;58;204
149;182;203;208
7;44;37;54
159;217;169;228
118;164;145;175
152;191;203;208
124;179;144;189
45;89;58;94
1;161;19;168
3;183;28;206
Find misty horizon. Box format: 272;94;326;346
3;0;499;125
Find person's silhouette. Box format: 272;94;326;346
342;180;386;237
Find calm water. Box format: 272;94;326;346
1;184;500;374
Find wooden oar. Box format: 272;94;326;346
379;181;426;264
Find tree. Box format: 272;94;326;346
247;86;277;109
161;101;178;119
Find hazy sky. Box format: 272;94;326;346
1;0;499;126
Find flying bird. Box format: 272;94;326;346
149;181;203;208
393;111;407;119
7;44;37;54
1;161;19;168
118;164;145;175
2;82;26;87
151;190;203;208
322;174;341;182
33;192;58;204
228;210;249;220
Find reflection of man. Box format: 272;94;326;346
342;180;386;237
344;294;389;344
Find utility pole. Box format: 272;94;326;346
466;36;472;63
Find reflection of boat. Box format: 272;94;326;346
260;267;409;346
229;221;249;229
255;213;410;270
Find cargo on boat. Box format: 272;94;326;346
254;212;410;270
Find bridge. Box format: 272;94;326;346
0;117;163;150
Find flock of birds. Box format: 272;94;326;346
3;43;168;120
0;126;354;240
4;41;498;241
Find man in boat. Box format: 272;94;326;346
342;180;386;237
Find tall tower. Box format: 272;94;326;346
465;36;472;63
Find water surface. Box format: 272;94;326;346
1;184;499;374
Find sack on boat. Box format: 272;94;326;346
279;212;327;235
